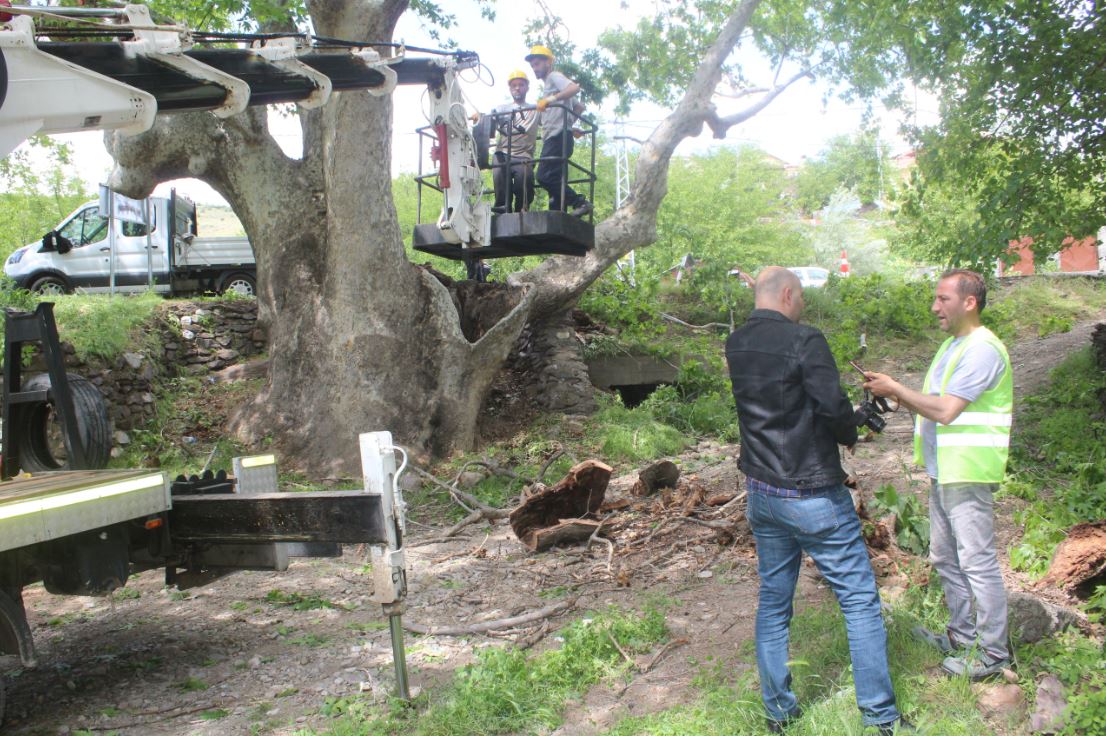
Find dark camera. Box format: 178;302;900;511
854;399;888;434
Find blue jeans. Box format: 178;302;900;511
747;485;900;726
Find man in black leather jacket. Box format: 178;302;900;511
725;267;906;735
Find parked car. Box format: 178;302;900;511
5;192;256;296
788;266;830;288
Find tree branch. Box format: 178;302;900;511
705;68;813;139
513;0;765;315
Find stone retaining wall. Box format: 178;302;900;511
35;300;265;437
508;310;596;415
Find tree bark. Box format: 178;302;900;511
105;0;775;476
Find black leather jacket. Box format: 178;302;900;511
725;309;857;489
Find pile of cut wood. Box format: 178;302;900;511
508;459;754;582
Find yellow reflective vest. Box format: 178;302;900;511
913;326;1013;484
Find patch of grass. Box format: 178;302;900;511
49;292;162;361
299;606;667;736
347;621;389;633
266;589;346;611
177;676;209;692
605;600;987;736
290;633;331;648
200;708;230;720
110;586;141;601
590;396;690;463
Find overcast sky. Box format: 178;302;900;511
18;0;936;206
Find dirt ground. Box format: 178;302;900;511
2;319;1102;736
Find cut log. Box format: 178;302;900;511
509;459;612;551
1042;520;1106;592
631;460;680;496
530;519;604;552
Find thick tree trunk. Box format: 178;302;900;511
109;0;534;476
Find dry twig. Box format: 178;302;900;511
404;598;576;636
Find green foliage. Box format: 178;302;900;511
304;606;667;736
794;131;892;213
801;274;937;368
590;396;690;463
638;359;740;441
1020;631;1106;736
892;2;1106;270
0;137;91;261
48;293;163;361
871;484;930;556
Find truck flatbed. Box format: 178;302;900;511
0;470;170;553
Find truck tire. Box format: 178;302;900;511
16;373;111;472
28;274;70;296
220;272;255;297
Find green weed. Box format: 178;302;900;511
265;589;345;611
300;606;667;736
177;676;209;692
871;484;930;556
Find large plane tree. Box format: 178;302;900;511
106;0;1098;475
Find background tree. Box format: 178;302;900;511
892;0;1104;267
794;131;891;215
1;138;90;260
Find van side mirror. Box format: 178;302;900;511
41;232;57;252
56;234;73;255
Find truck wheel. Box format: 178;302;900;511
17;373;111;472
28;275;70;296
220;272;255;297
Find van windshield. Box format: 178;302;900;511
58;208;109;247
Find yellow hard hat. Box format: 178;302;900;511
525;44;554;62
507;69;529;83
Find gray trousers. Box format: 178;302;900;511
929;481;1009;661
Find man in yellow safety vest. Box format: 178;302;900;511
862;269;1013;681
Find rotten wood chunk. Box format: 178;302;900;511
705;492;737;507
599;498;632;512
631;460;680;496
1042;520;1106;592
509;460;612;551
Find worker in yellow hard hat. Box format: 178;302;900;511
486;69;538;215
526;44;592;217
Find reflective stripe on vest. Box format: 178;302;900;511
913;326;1013;484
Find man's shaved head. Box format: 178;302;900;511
755;266;804;322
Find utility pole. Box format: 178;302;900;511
614;123;643;285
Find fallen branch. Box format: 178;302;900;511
408;465;511;537
404;598;576;636
660;312;731;331
643;637;689;673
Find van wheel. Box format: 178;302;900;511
16;373;112;472
220;272;255;297
29;275;70;295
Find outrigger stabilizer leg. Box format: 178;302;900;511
360;432;411;699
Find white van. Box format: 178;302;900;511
5;192;256;296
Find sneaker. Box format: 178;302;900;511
941;653;1012;681
875;718;915;735
570;200;593;217
766;707;802;733
911;625;957;655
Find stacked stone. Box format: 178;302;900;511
159;300;265;375
25;300;265;441
508;311;596;414
27;344;160;433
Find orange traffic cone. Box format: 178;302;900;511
839;249;851;277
